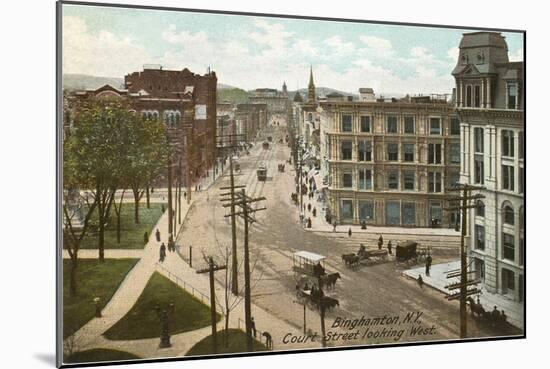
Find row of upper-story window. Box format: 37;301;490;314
472;159;524;194
336;114;461;135
472;128;524;159
460;81;520;110
141;110;181;127
336;168;459;193
335;140;460;164
474;201;524;265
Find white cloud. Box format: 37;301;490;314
447;47;459;61
324;36;356;55
62;15;455;94
62;16;150;77
359;35;393;57
292;39;319;58
509;48;523;61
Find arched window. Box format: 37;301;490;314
175;111;181;125
153;111;159;120
169;113;175;127
164;112;170;124
476;200;485;217
503;204;515;225
147;112;153;120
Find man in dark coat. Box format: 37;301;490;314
425;254;433;276
378;235;384;250
348;228;352;237
387;240;393;255
155;229;161;242
251;317;257;338
159;243;166;263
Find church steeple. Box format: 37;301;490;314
282;81;288;95
308;65;316;102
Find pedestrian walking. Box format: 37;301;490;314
307;203;311;212
159;243;166;263
348;228;352;237
155;229;161;242
417;274;424;289
378;235;383;250
312;207;317;217
387;240;393;255
333;221;337;232
251;317;257;338
307;217;312;228
425;254;433;276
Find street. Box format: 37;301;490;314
176;125;520;347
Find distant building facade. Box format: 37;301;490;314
452;32;524;302
319;94;461;228
235;103;268;142
249;83;290;126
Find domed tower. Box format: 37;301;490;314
308;65;316;103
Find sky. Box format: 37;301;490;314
62;3;524;95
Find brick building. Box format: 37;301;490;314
452;32;524;302
319;94;461;228
65;65;218;188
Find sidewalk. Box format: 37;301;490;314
66;196;193;351
158;251;318;353
402;261;524;330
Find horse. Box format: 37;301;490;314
466;297;485;318
262;331;273;350
341;253;358;267
323;296;340;311
322;272;341;290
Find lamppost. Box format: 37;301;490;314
93;297;102;318
155;301;175;348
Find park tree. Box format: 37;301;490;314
127;116;169;224
63;141;98;296
64;100;134;262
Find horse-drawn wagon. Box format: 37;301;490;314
341;244;388;268
293;251;326;278
395;241;418;265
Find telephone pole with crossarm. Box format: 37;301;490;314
444;183;485;339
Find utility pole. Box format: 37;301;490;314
167;156;173;235
217;132;246;296
222;189;266;352
444;183;485;339
197;256;227;354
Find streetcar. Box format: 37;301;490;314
257;162;268;181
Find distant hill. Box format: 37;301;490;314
217;88;250;104
290;87;359;101
62;74;368;102
63;74;125;91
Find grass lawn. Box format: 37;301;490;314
65;348;141;364
186;329;268;356
104;272;218;340
63;258;139;339
80;202;166;249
